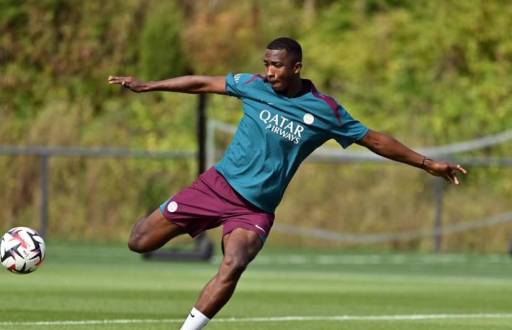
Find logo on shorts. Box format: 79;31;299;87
254;224;266;234
167;201;178;213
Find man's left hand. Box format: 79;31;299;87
423;159;467;185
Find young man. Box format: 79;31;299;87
108;37;466;329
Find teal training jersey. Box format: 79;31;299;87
215;73;369;213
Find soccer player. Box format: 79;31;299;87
108;37;467;329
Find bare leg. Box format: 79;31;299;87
128;208;186;253
194;228;263;318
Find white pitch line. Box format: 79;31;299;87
225;313;512;322
2;313;512;327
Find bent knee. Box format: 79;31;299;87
128;235;148;253
128;218;153;253
127;212;184;253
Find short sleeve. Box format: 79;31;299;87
332;105;369;149
225;73;260;98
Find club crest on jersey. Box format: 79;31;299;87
303;113;315;125
259;110;305;144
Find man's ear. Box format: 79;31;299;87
293;62;302;74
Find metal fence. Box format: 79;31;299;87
2;124;511;251
208;121;512;251
0;145;196;238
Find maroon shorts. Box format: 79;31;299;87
159;167;274;242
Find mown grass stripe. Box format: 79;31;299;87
2;313;512;326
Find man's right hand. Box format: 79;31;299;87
108;76;144;92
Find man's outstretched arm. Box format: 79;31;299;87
356;129;467;184
108;75;227;94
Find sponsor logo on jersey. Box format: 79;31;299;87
259;109;306;144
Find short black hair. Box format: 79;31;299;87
266;37;302;63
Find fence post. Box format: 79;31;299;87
40;154;49;238
197;93;207;175
206;120;216;168
433;178;445;252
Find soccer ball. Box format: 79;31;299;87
0;227;46;274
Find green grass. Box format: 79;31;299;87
1;242;512;329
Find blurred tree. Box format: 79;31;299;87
138;1;190;79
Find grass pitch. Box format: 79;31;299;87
1;241;512;329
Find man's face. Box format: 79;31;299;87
263;49;301;93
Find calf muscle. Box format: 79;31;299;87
194;228;263;318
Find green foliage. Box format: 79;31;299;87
138;1;188;79
0;0;511;250
302;0;512;143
